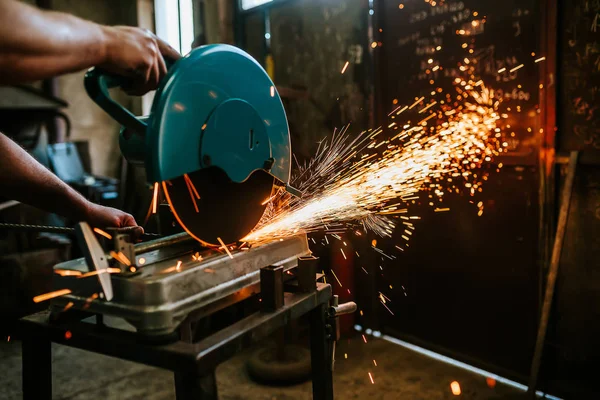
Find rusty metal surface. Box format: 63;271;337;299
51;235;310;335
268;0;370;161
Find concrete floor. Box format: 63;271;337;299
0;330;523;400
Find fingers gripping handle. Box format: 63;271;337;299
84;57;177;137
84;68;147;136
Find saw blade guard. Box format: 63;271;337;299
85;44;291;187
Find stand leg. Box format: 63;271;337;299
22;333;52;400
310;304;333;400
174;370;218;400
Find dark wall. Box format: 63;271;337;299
374;0;542;379
268;0;371;161
238;1;600;396
559;0;600;151
548;0;600;397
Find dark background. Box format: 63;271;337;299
235;0;600;398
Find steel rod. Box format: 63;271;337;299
0;222;162;241
527;150;578;394
134;232;193;254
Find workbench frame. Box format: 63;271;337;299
19;282;334;400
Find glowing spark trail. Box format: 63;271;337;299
93;228;112;240
152;182;159;214
54;269;82;277
33;289;72;303
217;237;234;259
243;85;502;244
341;61;350;74
78;268;121;278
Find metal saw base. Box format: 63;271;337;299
19;283;334;400
51;235;310;336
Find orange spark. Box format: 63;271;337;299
261;193;278;205
362;334;368;343
78;268;121;278
450;381;461;395
184;174;201;199
408;96;425;109
534;56;546;63
418;101;437;114
93;228;112;240
62;302;74;312
33;289;72;303
509;64;524;73
64;331;72;340
183;174;200;213
341;61;350;74
331;269;343;287
110;251;131;266
217;237;234;259
340;248;347;259
54;269;83;277
152;182;159;214
82;293;99;309
418;112;437;124
368;372;375;384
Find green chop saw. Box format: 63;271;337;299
85;45;299;246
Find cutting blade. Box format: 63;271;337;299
163;167;274;246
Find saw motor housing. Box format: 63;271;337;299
85;45;294;245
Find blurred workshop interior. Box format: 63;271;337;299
0;0;599;399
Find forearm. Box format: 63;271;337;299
0;133;91;221
0;0;108;83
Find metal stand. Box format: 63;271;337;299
21;331;52;400
310;303;334;399
19;281;336;400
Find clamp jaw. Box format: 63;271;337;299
73;223;145;302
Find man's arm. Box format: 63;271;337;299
0;133;140;231
0;0;180;94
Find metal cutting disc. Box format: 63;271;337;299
163;167;274;246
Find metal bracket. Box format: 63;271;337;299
112;234;135;273
326;295;357;372
297;255;319;292
260;265;284;312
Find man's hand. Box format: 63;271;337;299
100;26;181;95
85;203;144;236
0;0;181;91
